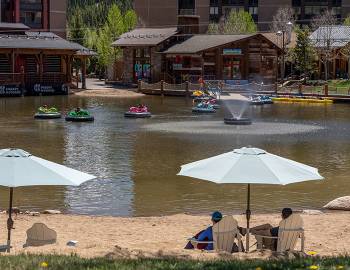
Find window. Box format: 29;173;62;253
249;7;258;15
1;0;15;23
224;7;244;16
249;0;258;6
305;6;328;16
210;7;219;15
20;0;43;28
222;0;244;5
178;0;195;15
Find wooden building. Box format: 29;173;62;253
112;27;178;83
0;23;92;96
310;26;350;80
113;29;281;84
163;34;281;83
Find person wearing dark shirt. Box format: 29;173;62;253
249;208;293;250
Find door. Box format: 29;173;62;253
223;57;242;80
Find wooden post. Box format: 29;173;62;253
160;80;164;98
185;80;189;99
39;53;43;84
275;82;278;94
324;84;328;97
298;84;302;95
82;57;87;89
137;79;142;93
11;50;15;82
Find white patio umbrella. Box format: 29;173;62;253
0;149;96;252
178;147;324;252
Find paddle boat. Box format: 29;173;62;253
124;105;151;118
34;106;62;119
191;90;206;98
194;97;220;109
249;96;264;106
259;95;274;104
271;97;333;104
65;108;94;122
192;102;216;113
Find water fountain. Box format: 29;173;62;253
222;99;252;125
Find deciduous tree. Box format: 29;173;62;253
310;10;338;81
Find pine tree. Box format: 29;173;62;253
292;27;316;78
68;11;85;45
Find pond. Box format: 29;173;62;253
0;95;348;217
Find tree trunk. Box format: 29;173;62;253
324;60;328;81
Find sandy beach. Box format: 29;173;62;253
1;211;349;259
71;79;144;98
73;89;144;98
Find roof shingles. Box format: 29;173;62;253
163;34;255;54
0;32;84;51
112;28;178;46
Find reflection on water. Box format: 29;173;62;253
0;96;349;216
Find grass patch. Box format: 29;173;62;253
0;254;349;270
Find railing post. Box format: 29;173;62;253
137;79;141;93
160;80;164;98
275;82;278;94
185;81;189;99
324;84;328;97
298;84;302;95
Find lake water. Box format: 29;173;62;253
0;95;349;217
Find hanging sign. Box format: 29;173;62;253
223;48;242;55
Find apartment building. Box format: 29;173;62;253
134;0;350;31
0;0;66;37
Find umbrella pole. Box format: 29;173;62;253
245;184;251;253
6;188;13;253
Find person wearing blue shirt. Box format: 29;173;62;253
196;211;222;250
184;211;222;251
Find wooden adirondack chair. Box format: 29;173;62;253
189;216;243;253
254;214;305;253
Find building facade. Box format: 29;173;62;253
0;0;66;37
134;0;350;31
113;27;281;84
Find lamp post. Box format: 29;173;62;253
276;21;293;84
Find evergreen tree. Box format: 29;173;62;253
292;27;316;78
68;11;85;45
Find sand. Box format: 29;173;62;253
1;212;349;259
73;89;144;98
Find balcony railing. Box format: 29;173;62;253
178;9;196;15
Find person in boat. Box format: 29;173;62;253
38;105;48;114
185;211;243;252
75;107;81;113
243;208;293;251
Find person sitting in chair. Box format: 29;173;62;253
249;208;293;251
185;211;243;252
